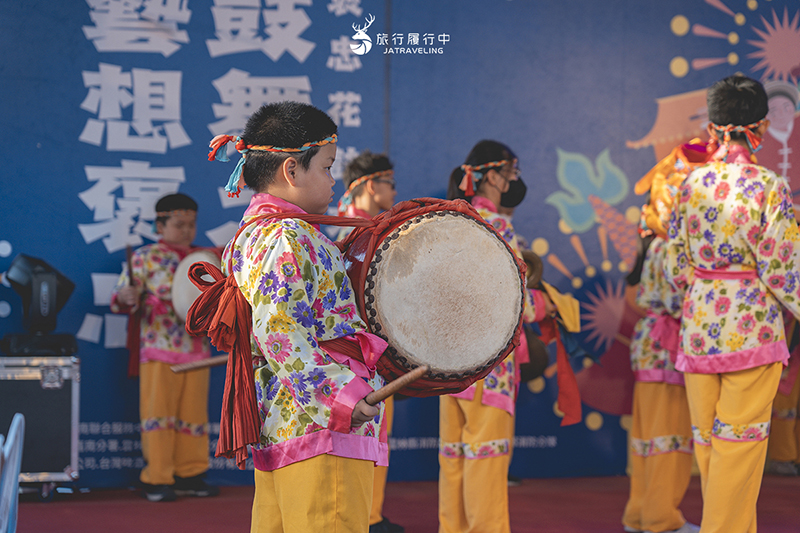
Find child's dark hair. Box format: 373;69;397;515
240;102;338;192
343;150;393;196
707;75;768;141
155;193;197;226
447;140;517;200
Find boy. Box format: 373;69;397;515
211;102;388;533
441;140;555;533
338;149;397;219
622;141;709;533
665;75;800;532
111;193;218;502
338;150;403;533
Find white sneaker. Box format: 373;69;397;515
766;460;798;476
644;523;700;533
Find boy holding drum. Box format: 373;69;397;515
210;102;388;533
111;193;218;502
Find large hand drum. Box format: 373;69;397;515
172;250;220;322
341;199;526;397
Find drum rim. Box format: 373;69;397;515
362;209;525;380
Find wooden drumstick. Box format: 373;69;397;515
171;354;228;373
365;365;428;406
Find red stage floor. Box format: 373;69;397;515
16;475;800;532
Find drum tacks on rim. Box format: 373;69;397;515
341;198;526;397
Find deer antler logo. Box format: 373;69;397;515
350;13;375;55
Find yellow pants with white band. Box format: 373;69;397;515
251;454;373;533
622;381;693;533
439;380;514;533
139;361;210;486
768;371;800;463
684;362;782;533
370;395;394;525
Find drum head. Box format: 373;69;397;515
369;213;523;375
172;250;219;322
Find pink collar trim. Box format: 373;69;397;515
711;144;753;165
243;193;321;231
472;196;498;213
345;205;373;220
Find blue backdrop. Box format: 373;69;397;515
2;0;799;488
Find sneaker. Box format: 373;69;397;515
173;474;220;497
369;517;405;533
141;483;177;502
644;522;700;533
623;526;643;533
766;460;798;476
507;474;523;487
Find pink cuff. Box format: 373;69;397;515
675;341;789;374
481;389;515;415
778;352;800;395
449;384;476;401
634;368;685;386
251;430;389;471
140;347;210;365
530;289;547;323
329;377;374;433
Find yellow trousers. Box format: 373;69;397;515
251;454;374;533
439;381;514;533
139;361;210;485
768;372;800;462
622;382;693;533
370;395;394;525
684;363;782;533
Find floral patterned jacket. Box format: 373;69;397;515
665;159;800;374
448;196;545;415
222;193;388;471
630;237;684;385
110;241;210;365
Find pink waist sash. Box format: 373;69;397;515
649;312;680;364
694;266;757;281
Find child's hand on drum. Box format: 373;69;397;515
351;399;379;427
117;286;141;310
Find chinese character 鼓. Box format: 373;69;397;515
209;69;312;136
78;160;185;253
263;0;315;62
326;35;362;72
327;0;362;17
327;92;362;127
83;0;190;57
80;63;191;153
206;0;315;62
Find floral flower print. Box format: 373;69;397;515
265;333;292;363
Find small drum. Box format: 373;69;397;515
173;250;220;322
341;198;525;397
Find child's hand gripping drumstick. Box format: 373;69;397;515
350;365;428;427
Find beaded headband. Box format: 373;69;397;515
207;133;338;198
707;118;766;160
458;159;516;197
337;169;394;216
